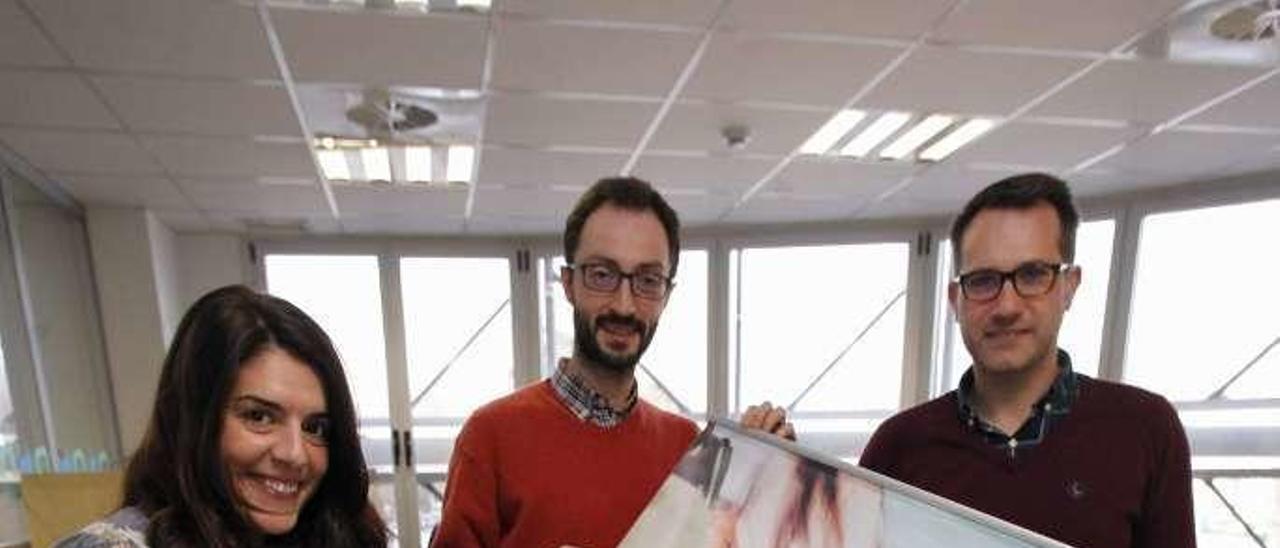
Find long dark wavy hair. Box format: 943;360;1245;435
121;285;387;547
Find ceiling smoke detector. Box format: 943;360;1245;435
345;89;439;137
1210;0;1280;40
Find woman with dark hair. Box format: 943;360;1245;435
58;285;387;547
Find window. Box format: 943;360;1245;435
729;242;910;457
263;255;391;465
542;251;708;417
0;332;22;544
1127;199;1280;402
401;257;514;422
1125;198;1280;547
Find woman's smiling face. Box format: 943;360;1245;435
220;346;330;535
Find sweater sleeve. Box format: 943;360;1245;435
1134;396;1196;548
433;415;502;548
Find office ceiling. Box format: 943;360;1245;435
1;0;1278;234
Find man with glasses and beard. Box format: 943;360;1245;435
433;177;793;547
860;173;1194;547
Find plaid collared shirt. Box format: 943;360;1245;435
550;359;638;429
956;349;1079;459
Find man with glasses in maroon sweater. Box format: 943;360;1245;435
861;173;1194;547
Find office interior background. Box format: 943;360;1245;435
0;0;1278;545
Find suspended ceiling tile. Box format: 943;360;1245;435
476;147;626;188
632;154;777;196
720;0;955;40
860;194;957;220
1029;59;1268;124
894;164;1025;204
496;0;721;26
1069;168;1180;196
0;0;66;67
684;34;904;107
142;135;315;179
179;178;330;217
860;46;1090;116
151;209;212;232
649;103;828;155
772;157;912;198
1186;74;1280;129
333;184;468;216
483;94;654;149
665;192;736;226
0;128;161;175
726;192;863;224
949;122;1146;169
492;20;700;96
470;187;578;219
342;212;465;235
94;77;297;137
272;8;487;89
55;174;191;210
465;214;562;236
0;71;118;129
934;0;1186;52
1094;130;1280;177
28;0;276;78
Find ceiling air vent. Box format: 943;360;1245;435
345;89;439;136
1210;0;1280;40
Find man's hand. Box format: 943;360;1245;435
740;401;796;441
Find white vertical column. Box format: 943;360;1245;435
1098;204;1142;383
85;207;173;454
901;230;941;408
706;240;730;420
509;245;543;387
378;252;420;548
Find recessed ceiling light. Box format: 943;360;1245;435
839;111;910;158
799;110;866;155
880;114;954;160
405;146;432;183
457;0;492;9
447;145;475;183
919;118;998;161
361;147;391;182
317;149;350;181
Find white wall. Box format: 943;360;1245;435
86;208;171;453
175;233;249;309
15;202;116;456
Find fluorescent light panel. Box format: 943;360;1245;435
447;145;475;182
361;147;391;181
799;110;866;155
316;149;350;181
839;111;910;157
405;146;432;182
880;115;954;160
919;118;998;161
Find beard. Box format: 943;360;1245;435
573;309;656;373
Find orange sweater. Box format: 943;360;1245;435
433;380;698;548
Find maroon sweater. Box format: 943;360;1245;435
860;375;1194;548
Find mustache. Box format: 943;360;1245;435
594;313;647;334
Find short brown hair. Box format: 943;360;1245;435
563;177;681;277
951;172;1079;273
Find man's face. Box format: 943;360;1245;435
562;204;672;372
949;203;1080;377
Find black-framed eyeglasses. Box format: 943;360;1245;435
956;262;1071;302
567;262;673;300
